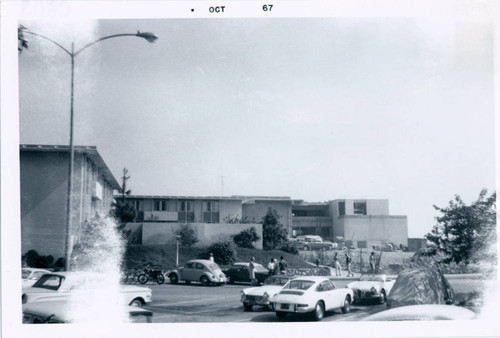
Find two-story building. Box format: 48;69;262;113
20;144;120;259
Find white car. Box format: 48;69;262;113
347;274;395;304
241;275;294;311
23;300;154;323
270;276;354;321
22;268;51;288
363;304;477;321
22;272;152;308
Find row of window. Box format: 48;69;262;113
338;201;367;216
131;200;220;213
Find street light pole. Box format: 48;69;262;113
20;27;158;271
176;235;182;267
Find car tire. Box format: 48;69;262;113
311;301;325;321
137;274;148;285
157;274;165;285
243;303;253;311
129;298;143;308
341;296;351;314
276;311;287;319
200;275;210;286
169;274;179;284
379;290;386;304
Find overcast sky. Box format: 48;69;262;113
18;18;495;237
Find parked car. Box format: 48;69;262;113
363;304;476;321
22;268;51;289
21;272;152;308
291;235;335;251
167;259;227;286
270;276;353;321
347;274;395;304
23;300;153;323
224;262;269;285
240;275;294;311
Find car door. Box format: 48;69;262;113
181;263;196;281
316;281;334;310
327;281;345;309
194;263;205;281
234;265;249;282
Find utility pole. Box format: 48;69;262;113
220;175;224;197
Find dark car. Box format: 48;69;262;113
224;262;269;285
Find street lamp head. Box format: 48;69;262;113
136;31;158;43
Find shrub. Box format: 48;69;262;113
232;227;260;249
262;208;288;250
280;241;299;255
22;250;55;268
203;240;237;265
175;223;199;247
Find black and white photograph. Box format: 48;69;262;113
2;1;499;337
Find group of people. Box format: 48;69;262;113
332;252;354;277
247;256;288;285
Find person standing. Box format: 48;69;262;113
209;252;214;262
249;257;257;285
333;252;341;276
267;258;276;276
369;252;376;273
278;256;288;274
345;252;354;277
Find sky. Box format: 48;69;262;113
18;17;496;238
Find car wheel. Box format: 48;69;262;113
200;275;210;286
243;303;253;311
169;274;178;284
311;301;325;321
157;274;165;285
341;296;351;314
379;290;386;304
129;298;143;308
137;274;148;284
275;311;287;319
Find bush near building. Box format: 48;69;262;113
232;227;260;249
174;223;199;247
22;250;64;269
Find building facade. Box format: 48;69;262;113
124;195;408;250
20;144;120;258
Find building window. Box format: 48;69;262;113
179;200;194;222
154;200;168;211
338;201;345;216
134;200;143;211
203;201;219;223
353;201;367;215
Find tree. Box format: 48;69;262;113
174;223;199;247
111;168;136;239
262;207;288;250
425;189;496;265
232;227;260;249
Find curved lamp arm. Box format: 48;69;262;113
19;28;158;57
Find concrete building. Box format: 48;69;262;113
408;238;428;252
20;144;120;259
125;195;408;250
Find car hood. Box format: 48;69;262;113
348;281;381;290
23;287;58;294
244;285;283;296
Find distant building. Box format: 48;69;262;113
20;144;120;258
124;195;408;249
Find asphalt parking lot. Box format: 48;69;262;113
143;279;387;323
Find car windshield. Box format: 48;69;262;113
360;275;385;282
32;275;64;291
22;269;31;279
254;264;267;272
283;280;315;290
264;277;290;286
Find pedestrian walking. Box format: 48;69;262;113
278;256;288;274
369;252;376;273
333;252;341;276
345;252;354;277
267;258;276;276
249;256;257;285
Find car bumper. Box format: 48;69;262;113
242;296;269;306
353;291;381;301
210;276;227;284
272;302;314;313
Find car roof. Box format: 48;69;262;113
22;300;153;322
290;276;329;283
363;304;476;321
187;259;216;264
233;262;264;267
